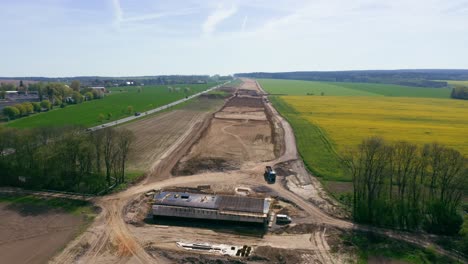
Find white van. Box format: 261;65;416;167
276;214;292;224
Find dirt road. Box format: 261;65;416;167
50;79;465;264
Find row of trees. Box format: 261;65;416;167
451;86;468;100
344;137;467;235
3;100;52;120
2;81;105;121
0;83;16;99
0;126;134;194
28;81;104;105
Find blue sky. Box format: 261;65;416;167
0;0;467;77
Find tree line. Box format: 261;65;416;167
2;81;104;121
451;86;468;100
0;126;134;194
2;100;52;121
343;137;467;235
234;70;468;88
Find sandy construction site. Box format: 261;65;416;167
10;78;454;264
44;79;351;264
174;81;277;175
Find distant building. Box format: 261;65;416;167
90;86;107;93
153;192;272;225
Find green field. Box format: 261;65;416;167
261;79;466;182
343;232;458;264
259;79;451;98
445;80;468;87
5;83;217;128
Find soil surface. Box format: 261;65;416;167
173;79;276;175
123;96;225;173
0;202;84;264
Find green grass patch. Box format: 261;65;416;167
259;79;378;96
111;170;145;193
207;90;230;97
343;231;460;264
5;83;218;128
270;96;345;181
259;79;451;98
337;82;451;98
230;78;243;87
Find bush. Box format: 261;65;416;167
84;92;94;101
97;113;105;122
13;103;26;116
72;91;84;104
21;102;34;114
32;102;41;112
40;100;52;110
424;201;463;235
2;106;20;120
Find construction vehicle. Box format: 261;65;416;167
264;166;276;183
276;214;292;224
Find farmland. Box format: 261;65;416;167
261;79;467;182
446;80;468;87
259;79;452;98
281;96;468;181
0;195;96;264
5;83;217;128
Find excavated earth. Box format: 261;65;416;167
173;82;277;175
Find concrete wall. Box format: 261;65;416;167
153;205;266;224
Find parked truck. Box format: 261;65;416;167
276;214;292;224
264;166;277;183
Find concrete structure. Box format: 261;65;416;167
153;192;271;225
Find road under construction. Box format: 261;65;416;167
44;78;465;264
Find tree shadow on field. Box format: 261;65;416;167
0;194;91;217
3;202;55;217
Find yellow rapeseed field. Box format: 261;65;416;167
282;96;468;156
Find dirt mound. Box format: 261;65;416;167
251;246;305;264
148;247;248;264
237;89;259;96
219;86;237;93
200;93;229;99
173;119;275;175
123;194;152;226
225;97;264;108
173;157;238;175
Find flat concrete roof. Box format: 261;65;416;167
154;192;270;214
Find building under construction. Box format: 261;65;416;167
152;192;272;225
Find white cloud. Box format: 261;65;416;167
123;8;196;23
111;0;123;27
202;4;237;35
241;15;248;32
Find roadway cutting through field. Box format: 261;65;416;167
49;79;465;264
